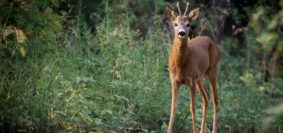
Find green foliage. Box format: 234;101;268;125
0;0;283;132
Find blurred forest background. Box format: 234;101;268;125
1;0;283;132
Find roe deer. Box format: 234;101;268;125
164;2;221;133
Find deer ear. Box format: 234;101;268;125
164;5;177;21
188;7;200;22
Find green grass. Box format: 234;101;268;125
1;0;283;132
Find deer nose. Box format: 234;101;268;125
178;31;186;37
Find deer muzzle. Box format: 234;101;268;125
178;31;186;39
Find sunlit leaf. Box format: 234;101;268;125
19;46;26;57
239;73;256;86
266;103;283;115
16;29;26;44
267;19;277;30
101;110;113;115
94;118;103;125
256;32;276;45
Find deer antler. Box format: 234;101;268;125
176;2;181;15
184;1;190;15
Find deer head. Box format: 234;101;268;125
165;2;200;39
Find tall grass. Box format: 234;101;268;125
0;0;283;132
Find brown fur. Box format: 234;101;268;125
165;3;221;133
169;36;221;85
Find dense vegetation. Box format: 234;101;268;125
0;0;283;132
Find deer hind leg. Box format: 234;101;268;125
190;82;197;133
167;79;180;133
197;80;209;133
209;70;218;133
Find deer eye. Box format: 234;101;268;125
174;23;178;27
186;23;191;27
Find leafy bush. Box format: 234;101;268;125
0;0;283;132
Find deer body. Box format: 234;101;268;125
165;2;221;133
169;36;214;84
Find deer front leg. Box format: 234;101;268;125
197;80;209;133
167;79;180;133
190;82;197;133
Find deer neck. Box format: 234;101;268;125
169;37;189;74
